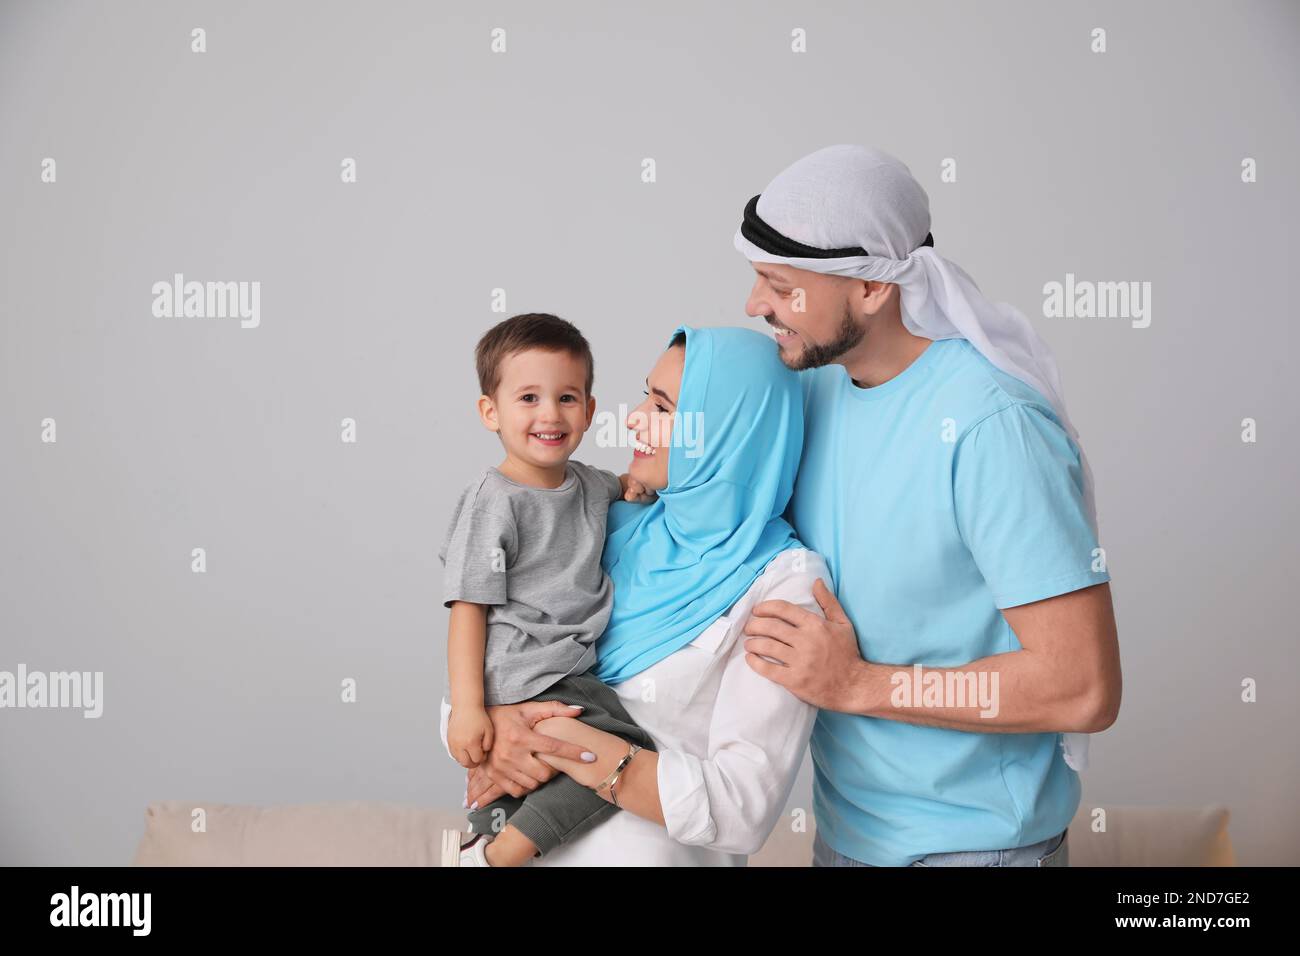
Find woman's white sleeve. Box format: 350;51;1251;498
439;697;454;761
655;556;826;856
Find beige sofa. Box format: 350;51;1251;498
131;801;1235;866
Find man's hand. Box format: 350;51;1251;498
463;700;596;809
742;578;867;712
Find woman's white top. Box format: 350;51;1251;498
439;547;828;866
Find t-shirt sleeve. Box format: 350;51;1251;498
577;462;623;503
438;485;517;608
598;466;623;503
952;402;1109;609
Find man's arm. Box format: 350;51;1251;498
743;579;1121;735
848;582;1120;733
746;404;1121;735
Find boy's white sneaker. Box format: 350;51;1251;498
441;829;494;867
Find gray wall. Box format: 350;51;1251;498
1;0;1296;865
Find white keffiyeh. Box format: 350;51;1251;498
734;144;1095;771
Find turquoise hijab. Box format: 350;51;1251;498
592;324;806;685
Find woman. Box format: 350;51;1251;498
440;324;834;865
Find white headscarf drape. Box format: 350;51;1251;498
734;144;1095;771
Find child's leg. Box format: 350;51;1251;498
464;775;550;867
469;776;609;866
465;792;539;866
499;770;620;858
484;824;540;867
489;674;657;860
467;675;657;864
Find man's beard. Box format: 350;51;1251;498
779;305;865;371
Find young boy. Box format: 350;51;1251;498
438;312;657;867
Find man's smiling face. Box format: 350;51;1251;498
744;263;867;371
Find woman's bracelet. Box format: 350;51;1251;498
593;742;642;807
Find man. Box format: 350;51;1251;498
736;145;1121;867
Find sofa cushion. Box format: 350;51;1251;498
132;800;464;866
1065;804;1234;867
752;805;1234;867
132;800;1235;867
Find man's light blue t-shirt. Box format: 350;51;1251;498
788;337;1109;867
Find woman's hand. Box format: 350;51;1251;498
464;700;597;809
531;716;626;789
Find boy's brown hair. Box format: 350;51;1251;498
475;313;595;399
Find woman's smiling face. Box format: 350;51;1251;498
626;342;684;492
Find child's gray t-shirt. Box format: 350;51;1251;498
438;460;623;706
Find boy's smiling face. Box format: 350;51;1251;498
478;347;596;475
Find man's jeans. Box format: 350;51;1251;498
812;828;1069;867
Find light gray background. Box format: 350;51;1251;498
2;0;1296;866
